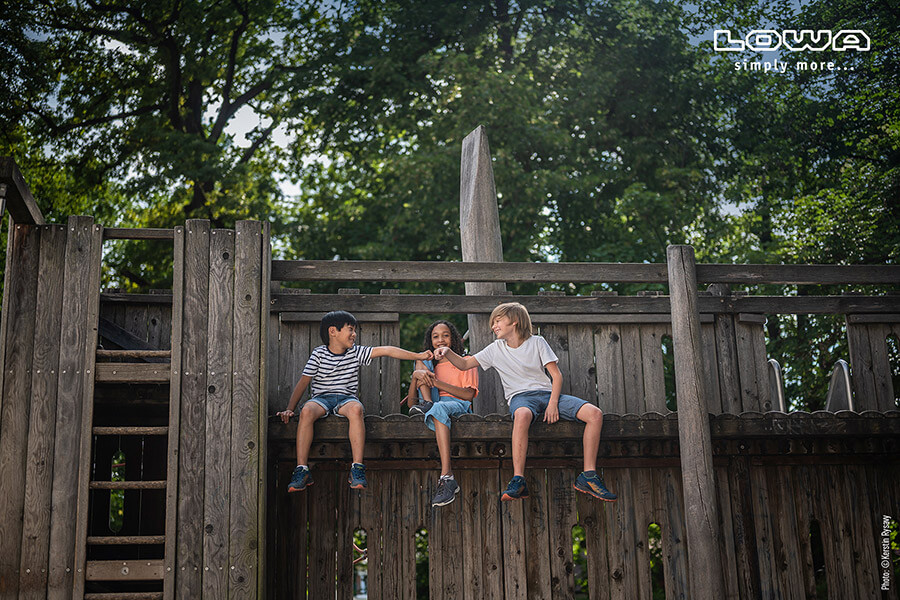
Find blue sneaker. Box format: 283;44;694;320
349;463;367;489
501;476;529;501
287;466;312;493
573;472;617;501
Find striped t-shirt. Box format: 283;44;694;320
302;345;374;397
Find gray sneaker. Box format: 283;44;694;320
432;477;460;507
409;401;433;417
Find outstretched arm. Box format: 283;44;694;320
433;347;480;371
371;346;433;361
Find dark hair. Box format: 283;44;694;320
422;320;465;356
320;310;359;345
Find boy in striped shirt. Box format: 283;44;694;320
278;310;432;491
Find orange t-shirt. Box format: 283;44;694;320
433;360;479;399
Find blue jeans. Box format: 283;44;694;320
508;390;588;422
424;396;472;431
307;393;363;417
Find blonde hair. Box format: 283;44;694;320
489;302;533;340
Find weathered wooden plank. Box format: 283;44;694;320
631;468;653;600
767;466;805;597
147;303;167;350
397;469;420;600
567;325;597;405
548;468;578;600
620;326;645;414
10;226;57;600
657;466;688;600
714;466;741;600
94;363;170;382
272;260;669;283
714;315;741;414
203;229;235;599
595;326;626;415
0;158;45;224
608;468;637;600
335;468;355;600
359;319;381;414
523;469;552;600
500;466;528;600
278;322;309;416
667;245;725;597
279;311;399;323
266;311;280;416
749;465;776;598
575;476;611;600
229;221;263;599
542;325;572;396
482;469;504;599
84;560;165;581
820;465;856;599
734;320;762;413
381;321;401;409
0;225;41;599
789;464;817;600
534;313;714;324
842;465;880;598
307;471;337;599
640;325;668;414
847;324;878;411
256;225;270;600
271;292;900;315
174;219;210;599
125;303;150;345
726;458;759;600
379;471;401;596
867;323;896;412
750;323;772;412
271;260;900;285
458;470;483;600
700;324;723;414
163;226;185;600
439;471;465;599
102;227;175;240
70;220;104;600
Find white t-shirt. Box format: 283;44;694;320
473;335;559;403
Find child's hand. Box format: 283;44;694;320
433;347;449;360
417;350;434;361
412;369;436;387
277;409;295;424
543;402;559;424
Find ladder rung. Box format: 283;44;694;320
97;349;171;359
84;593;163;600
85;559;164;581
93;426;169;436
87;535;165;546
90;481;166;490
95;363;171;383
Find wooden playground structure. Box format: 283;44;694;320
0;127;898;599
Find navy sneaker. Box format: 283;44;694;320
432;477;460;507
287;466;313;493
501;475;529;501
573;472;617;501
349;463;368;489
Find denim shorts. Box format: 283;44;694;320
424;396;472;431
508;390;589;422
307;393;363;417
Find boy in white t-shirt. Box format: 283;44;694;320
434;302;617;502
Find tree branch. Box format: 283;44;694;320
209;0;251;142
57;103;166;132
239;119;278;164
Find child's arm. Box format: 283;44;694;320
431;378;477;402
371;346;433;361
277;375;312;423
403;360;433;407
432;347;480;371
543;361;563;424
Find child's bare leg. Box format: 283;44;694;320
511;407;533;477
434;420;452;477
338;401;366;464
297;401;326;465
576;403;604;473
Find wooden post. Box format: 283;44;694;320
666;245;725;597
460;125;505;414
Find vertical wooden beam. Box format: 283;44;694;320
666;244;725;597
164;226;186;600
459;125;505;414
175;219;210;598
0;223;40;597
257;222;271;600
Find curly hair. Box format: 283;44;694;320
422;320;466;356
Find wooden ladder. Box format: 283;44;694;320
72;227;180;600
